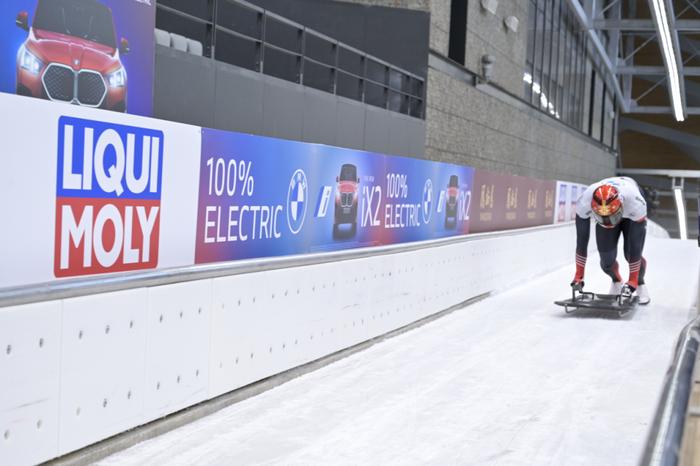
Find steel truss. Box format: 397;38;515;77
564;0;700;116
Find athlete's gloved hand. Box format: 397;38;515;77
570;279;584;292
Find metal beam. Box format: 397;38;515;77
617;168;700;178
619;117;700;148
622;0;637;106
616;66;700;75
667;0;688;119
626;105;700;113
593;19;700;31
564;0;629;111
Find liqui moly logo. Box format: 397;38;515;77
54;117;164;277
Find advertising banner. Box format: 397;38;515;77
194;129;474;264
0;92;577;289
0;0;155;116
554;181;569;223
470;170;556;233
0;92;200;288
553;181;588;223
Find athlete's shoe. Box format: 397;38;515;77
608;281;623;295
636;284;650;305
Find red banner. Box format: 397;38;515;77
470;170;555;233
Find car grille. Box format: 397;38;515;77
42;64;106;107
340;193;353;207
77;72;106;106
43;65;73;102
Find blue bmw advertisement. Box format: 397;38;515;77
194;128;475;264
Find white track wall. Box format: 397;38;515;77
0;223;577;465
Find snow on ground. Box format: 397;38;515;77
96;238;699;466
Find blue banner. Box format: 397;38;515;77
195;128;474;264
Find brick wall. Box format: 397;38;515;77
425;65;616;183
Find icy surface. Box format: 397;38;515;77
97;238;699;466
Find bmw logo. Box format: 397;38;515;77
422;178;433;224
287;169;308;235
74;59;80;66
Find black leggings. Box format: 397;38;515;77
596;219;647;284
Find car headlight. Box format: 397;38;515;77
18;45;42;74
108;67;126;87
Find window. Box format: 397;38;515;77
524;0;616;149
448;0;468;65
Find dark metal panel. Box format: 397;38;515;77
301;87;338;146
213;62;265;135
388;112;426;158
154;44;424;156
262;75;304;140
249;0;429;79
336;97;366;151
154;45;216;128
403;115;427;158
364;106;391;154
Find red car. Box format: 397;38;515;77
334;164;359;237
15;0;129;112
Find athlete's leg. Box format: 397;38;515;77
596;223;623;282
622;219;647;286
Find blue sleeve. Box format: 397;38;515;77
576;214;590;257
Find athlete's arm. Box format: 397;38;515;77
573;215;590;285
572;185;595;286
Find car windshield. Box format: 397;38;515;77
339;164;357;181
33;0;116;49
449;175;458;187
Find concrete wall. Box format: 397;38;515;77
153;46;426;158
2;221;579;465
465;1;528;97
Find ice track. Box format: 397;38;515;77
97;238;699;466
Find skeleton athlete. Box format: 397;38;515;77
571;176;650;304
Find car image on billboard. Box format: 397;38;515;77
15;0;129;112
444;174;459;228
333;163;359;238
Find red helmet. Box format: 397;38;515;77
591;184;623;228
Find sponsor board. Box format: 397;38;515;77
0;92;199;288
54;117;163;277
0;93;576;289
470;170;556;233
194;129;474;263
0;0;156;116
553;180;588;223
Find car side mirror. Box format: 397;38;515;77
357;178;360;183
119;38;130;55
336;176;339;182
16;11;29;31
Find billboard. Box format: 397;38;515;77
0;92;200;288
553;181;588;223
54;116;164;277
0;0;155;116
470;170;555;233
0;92;571;289
194;128;474;264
